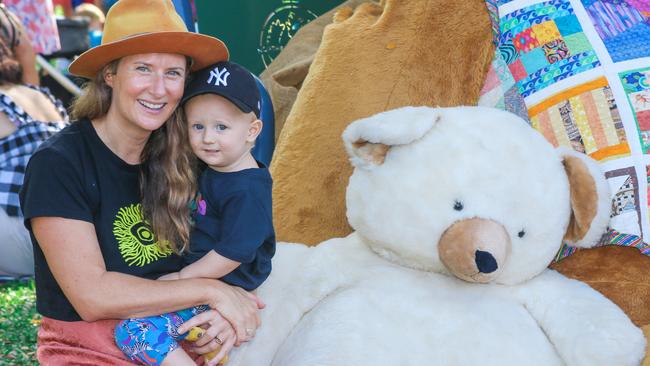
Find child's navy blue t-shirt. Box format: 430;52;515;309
187;164;275;291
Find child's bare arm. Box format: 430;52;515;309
178;251;241;280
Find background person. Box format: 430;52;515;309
0;4;39;85
73;3;105;48
0;16;68;278
3;0;61;57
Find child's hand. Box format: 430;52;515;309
157;272;181;281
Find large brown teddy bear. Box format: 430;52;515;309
259;0;367;141
270;0;494;245
266;0;650;363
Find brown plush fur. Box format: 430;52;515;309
351;142;390;165
438;218;510;283
271;0;494;245
259;0;368;141
551;246;650;326
562;155;597;243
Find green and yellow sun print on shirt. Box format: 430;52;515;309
113;203;172;266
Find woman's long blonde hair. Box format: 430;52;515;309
140;106;197;254
71;59;197;254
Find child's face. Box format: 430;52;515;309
185;93;261;172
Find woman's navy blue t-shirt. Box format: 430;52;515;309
20;119;183;321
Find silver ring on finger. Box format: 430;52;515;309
215;336;223;345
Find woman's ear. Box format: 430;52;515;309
104;71;114;88
247;119;263;143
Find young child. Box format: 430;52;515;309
115;61;275;366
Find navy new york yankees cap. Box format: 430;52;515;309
182;61;261;118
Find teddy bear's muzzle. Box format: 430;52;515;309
438;218;512;283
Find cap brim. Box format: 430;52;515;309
68;31;229;79
182;90;257;117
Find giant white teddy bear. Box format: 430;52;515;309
229;106;646;366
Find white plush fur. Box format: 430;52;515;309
342;106;440;169
227;106;646;366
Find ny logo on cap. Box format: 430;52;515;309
207;67;230;87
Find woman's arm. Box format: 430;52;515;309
32;216;262;340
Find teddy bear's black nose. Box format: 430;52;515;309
475;250;498;273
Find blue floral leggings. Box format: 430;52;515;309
115;305;209;366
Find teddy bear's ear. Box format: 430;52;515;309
559;147;611;248
342;106;441;169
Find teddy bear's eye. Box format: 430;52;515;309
518;230;526;238
453;201;463;211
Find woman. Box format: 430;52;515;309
19;0;262;364
0;12;67;277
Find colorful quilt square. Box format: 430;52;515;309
621;68;650;153
631;91;650;113
529;78;628;161
520;48;549;74
638;110;650;131
485;0;650;256
508;59;527;81
510;20;533;39
519;51;600;97
581;0;650;62
627;0;650;12
532;21;562;44
479;48;529;121
513;28;540;53
542;39;570;64
485;0;501;44
482;65;500;92
622;70;650;92
498;0;599;97
498;40;519;64
554;14;582;36
494;53;516;90
563;32;592;55
539;1;573;20
606;167;642;238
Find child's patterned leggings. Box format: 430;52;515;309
115;305;209;366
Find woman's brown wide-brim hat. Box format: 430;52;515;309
68;0;228;79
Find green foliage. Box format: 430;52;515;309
0;280;39;365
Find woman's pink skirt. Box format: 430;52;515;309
38;316;202;365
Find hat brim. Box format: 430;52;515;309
68;31;229;79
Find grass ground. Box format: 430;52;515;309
0;280;39;365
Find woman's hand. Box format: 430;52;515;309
206;282;264;345
178;309;236;365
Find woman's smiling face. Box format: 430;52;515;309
105;53;187;133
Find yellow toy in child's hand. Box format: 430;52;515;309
185;326;229;364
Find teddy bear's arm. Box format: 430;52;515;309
229;236;368;365
514;269;646;366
